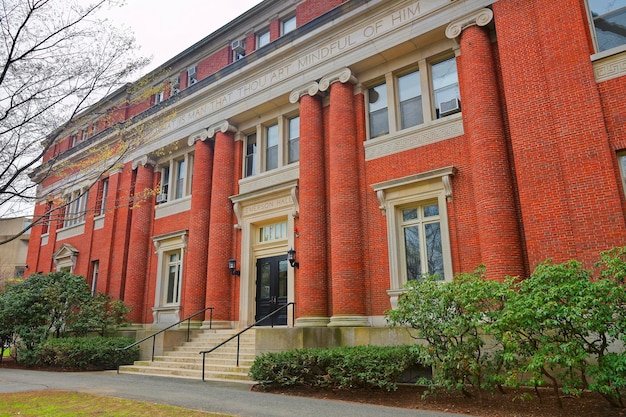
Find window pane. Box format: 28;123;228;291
423;204;439;217
425;222;444;279
266;125;278;170
589;0;626;51
398;71;423;127
368;84;388;137
402;208;418;221
432;58;460;118
404;225;421;281
175;160;185;199
246;134;257;177
258;31;270;48
288;117;300;163
162;166;170;196
282;16;296;34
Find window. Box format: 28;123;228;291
258;221;288;243
400;202;444;280
366;56;460;139
91;261;99;296
95;178;108;216
63;189;88;228
232;39;246;61
175;159;186;199
287;116;300;164
282;16;296;35
368;83;389;138
41;201;52;234
71;133;79;147
245;133;257;177
155;90;164;104
432;57;460;119
398;70;423;129
187;66;197;86
265;124;279;171
159;152;193;202
170;76;180;96
257;30;270;48
588;0;626;52
372;167;455;307
243;114;300;178
165;250;182;305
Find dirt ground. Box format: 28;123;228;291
252;383;626;417
3;357;625;417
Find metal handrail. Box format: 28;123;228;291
116;306;214;373
199;302;295;381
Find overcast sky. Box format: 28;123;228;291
104;0;264;74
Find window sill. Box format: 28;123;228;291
239;164;300;195
56;223;85;241
154;196;191;219
592;46;626;83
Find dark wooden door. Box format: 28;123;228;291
256;255;288;326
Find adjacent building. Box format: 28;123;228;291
0;217;30;288
26;0;626;345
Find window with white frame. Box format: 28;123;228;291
165;250;182;305
152;231;187;313
63;189;88;228
258;220;288;243
400;202;444;281
155;90;164;104
245;133;258;177
159;152;193;202
588;0;626;52
187;66;197;86
618;153;626;193
91;260;99;295
282;16;296;35
372;167;455;307
266;124;279;171
366;56;460;139
243;114;300;178
257;30;270;48
95;178;108;216
287;116;300;164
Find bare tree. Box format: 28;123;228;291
0;0;149;241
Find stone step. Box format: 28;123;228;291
133;359;251;372
152;355;253;366
118;364;252;382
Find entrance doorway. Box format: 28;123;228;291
256;255;288;326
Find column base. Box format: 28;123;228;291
201;319;233;329
295;317;330;327
327;315;371;327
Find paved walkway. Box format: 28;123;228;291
0;369;474;417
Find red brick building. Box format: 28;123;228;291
26;0;626;343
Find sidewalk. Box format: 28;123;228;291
0;368;475;417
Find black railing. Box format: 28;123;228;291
117;306;214;373
199;302;295;381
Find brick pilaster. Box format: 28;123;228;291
184;135;214;320
290;84;330;326
124;158;155;323
451;15;525;280
319;69;368;327
205;122;237;328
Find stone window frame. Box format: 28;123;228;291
372;167;456;309
152;230;188;309
158;150;194;203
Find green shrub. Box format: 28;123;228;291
36;337;139;370
250;345;423;391
387;268;508;398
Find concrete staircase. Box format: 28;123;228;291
118;329;256;382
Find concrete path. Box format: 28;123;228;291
0;368;475;417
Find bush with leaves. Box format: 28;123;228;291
36;337;139;370
0;272;130;364
387;268;509;398
250;345;423;391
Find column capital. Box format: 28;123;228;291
131;155;156;170
207;120;237;138
445;8;493;40
289;82;320;104
187;129;209;146
319;68;357;92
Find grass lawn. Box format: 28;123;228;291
0;390;231;417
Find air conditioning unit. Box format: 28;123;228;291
231;39;245;53
187;67;197;76
439;98;461;117
156;193;168;204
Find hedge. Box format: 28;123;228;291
36;337;139;370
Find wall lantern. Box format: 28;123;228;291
228;258;240;276
287;248;299;269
